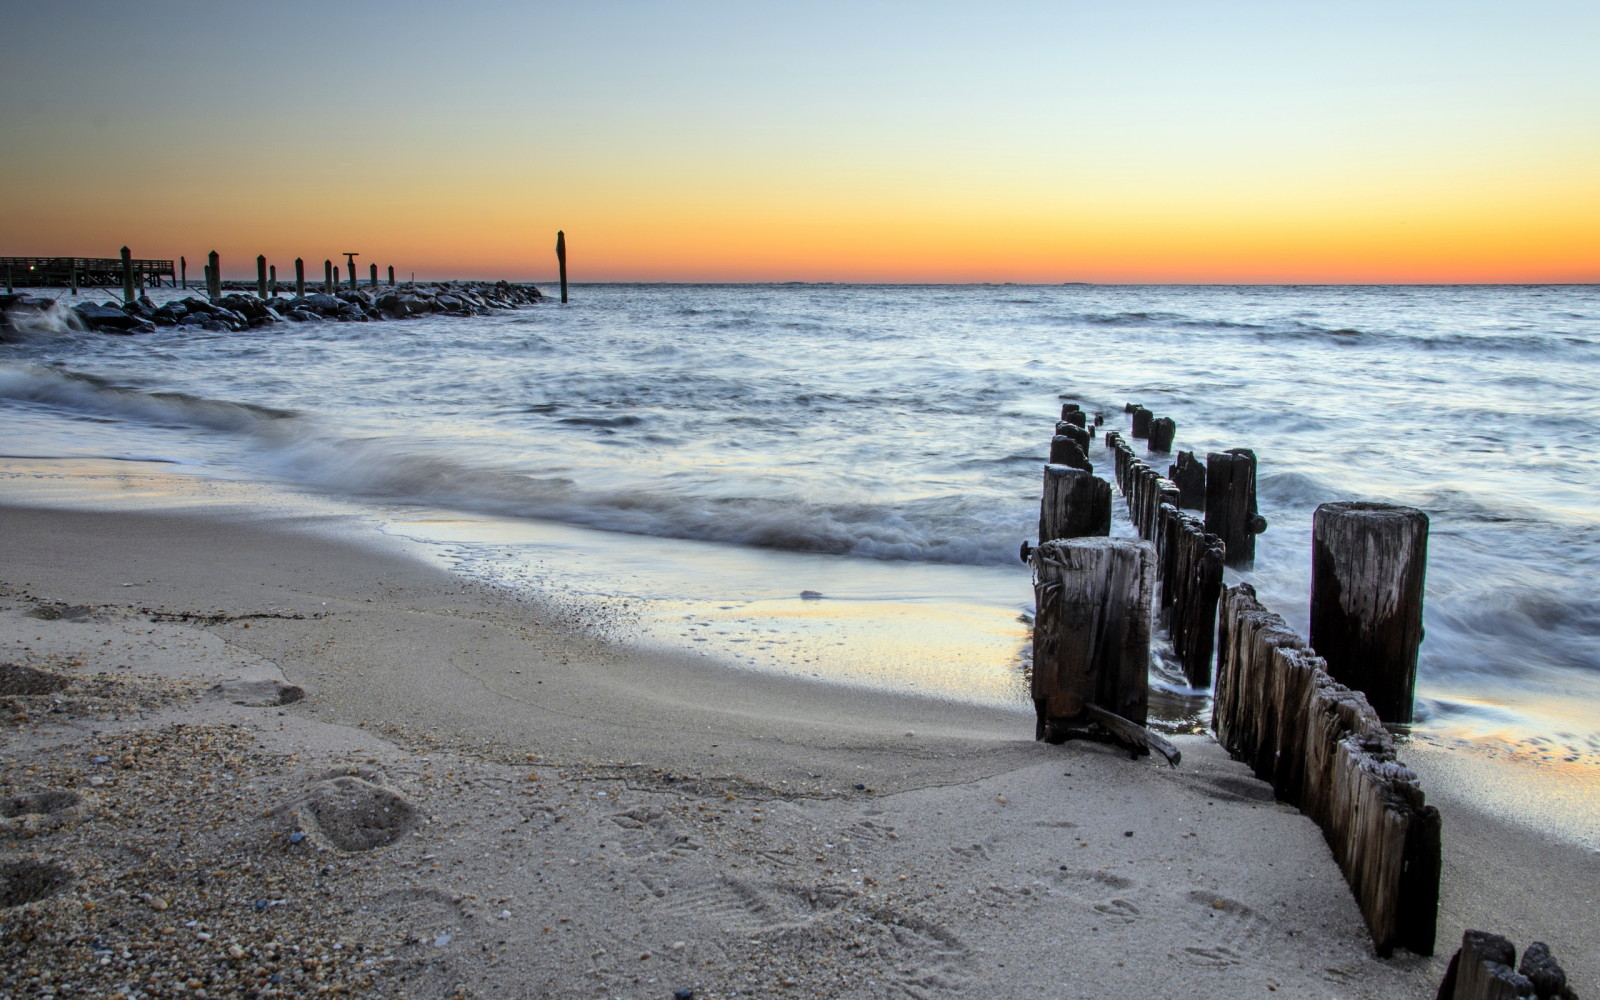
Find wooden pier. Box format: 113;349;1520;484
1;256;176;288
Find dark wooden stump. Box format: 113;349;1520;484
256;255;268;299
1436;930;1533;1000
295;258;306;298
1059;402;1081;419
1205;448;1266;568
1310;501;1428;725
1147;416;1175;453
556;229;568;303
324;259;334;293
1048;436;1093;473
1169;450;1206;509
1053;422;1090;453
1039;465;1111;542
1130;405;1152;439
1031;538;1154;732
207;250;221;301
120;246;135;304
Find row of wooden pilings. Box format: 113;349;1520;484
1027;399;1448;959
108;248;402;305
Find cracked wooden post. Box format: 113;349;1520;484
1147;416;1175;453
295;258;306;298
1310;501;1428;725
1168;451;1206;510
1038;466;1111;543
1205;448;1267;568
1031;538;1175;763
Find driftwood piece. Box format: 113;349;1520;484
1043;703;1180;765
1169;450;1206;509
1310;501;1429;725
1205;448;1267;568
1039;465;1111;542
1031;538;1154;734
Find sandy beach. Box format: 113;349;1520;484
2;502;1594;999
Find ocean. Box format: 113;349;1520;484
3;282;1598;837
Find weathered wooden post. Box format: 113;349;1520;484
334;266;341;287
324;259;333;292
1038;465;1111;542
1309;501;1428;724
1435;930;1535;1000
369;262;378;287
121;246;136;304
1048;436;1092;473
269;264;278;296
295;258;305;298
69;261;78;295
180;255;187;290
388;265;395;286
1205;448;1267;568
556;229;568;303
1147;416;1175;453
256;255;268;299
1059;408;1087;429
207;251;221;301
1031;538;1175;762
1168;451;1206;509
1130;405;1152;439
343;252;359;290
4;267;11;294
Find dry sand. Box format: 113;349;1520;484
1;504;1593;999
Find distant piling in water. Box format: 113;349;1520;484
295;258;305;298
556;230;568;303
207;250;221;301
121;246;135;304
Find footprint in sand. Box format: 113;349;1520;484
275;771;419;852
1;790;89;835
1179;889;1274;964
213;678;305;707
0;858;73;908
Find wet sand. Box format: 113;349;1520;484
2;503;1594;998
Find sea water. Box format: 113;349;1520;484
3;283;1598;805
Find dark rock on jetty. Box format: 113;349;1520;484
1;281;542;337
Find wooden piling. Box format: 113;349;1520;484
269;264;277;296
1048;436;1093;473
295;258;305;298
556;230;568;303
207;251;220;301
1059;409;1087;429
180;256;186;290
1310;501;1428;725
1031;537;1157;735
1435;931;1530;1000
121;246;136;304
4;267;11;294
1205;448;1266;568
324;259;333;293
1054;422;1090;453
1168;451;1206;509
388;265;395;287
1130;405;1153;439
1039;465;1111;542
1147;416;1176;453
1213;585;1439;957
256;255;268;299
334;266;341;288
343;252;358;290
369;262;378;287
70;261;78;295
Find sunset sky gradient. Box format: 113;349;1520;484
3;0;1596;283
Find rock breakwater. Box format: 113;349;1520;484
0;280;542;337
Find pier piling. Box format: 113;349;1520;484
1205;448;1266;568
207;251;220;301
324;260;333;293
370;263;378;287
121;246;135;305
556;230;568;303
295;258;305;298
1309;501;1428;725
180;256;186;290
388;265;395;287
257;255;268;299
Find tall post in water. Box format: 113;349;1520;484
207;250;221;301
556;230;568;303
70;261;78;295
387;265;395;286
324;259;333;293
334;266;341;287
121;246;136;304
295;258;305;298
343;252;359;290
257;255;268;299
369;262;377;287
180;256;187;290
269;264;278;297
1310;502;1429;725
4;268;11;295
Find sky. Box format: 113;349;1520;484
1;0;1596;283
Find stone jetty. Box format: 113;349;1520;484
0;280;542;337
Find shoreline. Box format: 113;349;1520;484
3;501;1595;997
